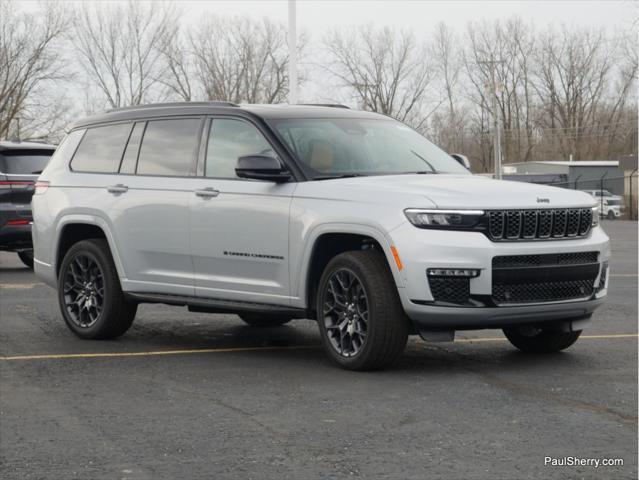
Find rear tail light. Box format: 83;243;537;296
34;181;49;195
6;219;30;226
0;180;34;190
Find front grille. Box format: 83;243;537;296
487;208;592;241
428;277;470;304
492;252;599;305
492;252;599;268
493;280;594;304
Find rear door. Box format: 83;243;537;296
106;117;204;296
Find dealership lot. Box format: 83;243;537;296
1;221;636;480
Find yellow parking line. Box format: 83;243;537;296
0;334;636;362
0;345;318;361
0;282;44;289
456;333;638;343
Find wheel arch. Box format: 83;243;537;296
54;215;125;280
299;224;404;318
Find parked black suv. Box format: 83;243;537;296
0;140;56;268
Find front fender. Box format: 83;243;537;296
290;222;405;309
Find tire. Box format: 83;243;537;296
57;239;137;339
239;313;291;327
503;326;582;353
606;210;615;220
316;250;409;371
18;250;34;269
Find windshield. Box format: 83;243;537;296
268;117;470;179
0;151;54;175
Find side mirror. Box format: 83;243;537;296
235;155;291;183
450;153;471;170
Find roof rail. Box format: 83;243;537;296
107;101;239;113
298;103;350;109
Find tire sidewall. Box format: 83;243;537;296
316;256;382;369
57;241;117;339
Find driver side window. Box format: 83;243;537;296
205;118;273;178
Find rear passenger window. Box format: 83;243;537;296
71;123;132;173
119;122;145;174
136;119;200;176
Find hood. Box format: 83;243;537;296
300;174;597;210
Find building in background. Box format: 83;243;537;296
503;161;624;195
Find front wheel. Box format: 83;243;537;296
606;210;615;220
18;250;34;269
58;239;137;339
503;326;581;353
316;250;408;371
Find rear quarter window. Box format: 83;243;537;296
71;123;133;173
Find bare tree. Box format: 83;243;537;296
430;22;465;152
157;22;194;101
191;16;291;104
0;0;67;139
324;25;436;130
464;18;536;164
72;0;176;109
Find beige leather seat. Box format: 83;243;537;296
309;140;334;172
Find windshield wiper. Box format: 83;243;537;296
410;150;438;174
313;173;365;180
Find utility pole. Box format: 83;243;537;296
479;58;504;179
288;0;298;104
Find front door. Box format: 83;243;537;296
189;117;296;305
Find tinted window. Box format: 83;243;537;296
119;122;145;174
71;123;132;173
136;119;200;176
0;150;54;174
206;119;273;178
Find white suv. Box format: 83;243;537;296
32;103;610;370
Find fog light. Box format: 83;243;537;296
427;268;480;278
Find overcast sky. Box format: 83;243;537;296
179;0;636;32
17;0;638;107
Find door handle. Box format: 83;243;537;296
195;188;220;198
107;184;128;194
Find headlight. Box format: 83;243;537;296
404;209;485;229
591;206;599;227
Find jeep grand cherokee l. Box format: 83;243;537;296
32;102;609;370
1;140;56;268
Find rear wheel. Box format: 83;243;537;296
238;313;291;327
606;210;615;220
18;250;34;269
316;250;408;371
503;326;581;353
58;239;137;339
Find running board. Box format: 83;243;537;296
124;292;308;318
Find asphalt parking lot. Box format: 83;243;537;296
1;220;637;480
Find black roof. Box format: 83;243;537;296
70;102;386;129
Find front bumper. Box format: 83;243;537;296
390;223;610;330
